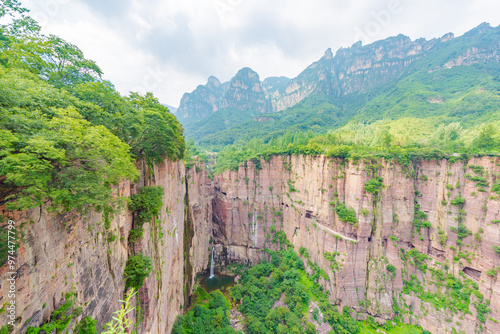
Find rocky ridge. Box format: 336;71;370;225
177;23;500;126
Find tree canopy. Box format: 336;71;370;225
0;5;185;212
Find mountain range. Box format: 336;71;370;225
175;23;500;149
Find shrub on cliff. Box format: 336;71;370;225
129;186;164;225
364;177;384;195
486;268;498;277
124;253;153;290
74;316;97;334
128;186;164;244
450;195;466;207
386;264;397;273
494;245;500;257
492;182;500;195
334;203;358;224
25;297;82;333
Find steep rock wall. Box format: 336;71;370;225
1;153;499;334
0;160;213;334
212;155;500;334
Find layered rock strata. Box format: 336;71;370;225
1;155;499;334
0;160;213;334
213;155;500;334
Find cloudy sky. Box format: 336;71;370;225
23;0;500;107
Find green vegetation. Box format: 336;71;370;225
26;294;85;333
450;194;466;206
364;177;384;195
299;247;310;258
399;246;493;324
175;247;438;334
74;316;97;334
172;290;239;334
448;196;472;245
0;2;184;213
494;245;500;256
128;186;164;243
400;249;430;272
493;182;500;195
386;264;397;273
413;206;431;232
486;268;498;277
174;248;360;334
359;322;428;334
211;117;500;173
102;289;137;334
124;253;153;290
334;203;358;224
468;165;484;175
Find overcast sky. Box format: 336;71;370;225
22;0;500;107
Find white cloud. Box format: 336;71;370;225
21;0;500;106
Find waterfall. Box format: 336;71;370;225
209;245;215;278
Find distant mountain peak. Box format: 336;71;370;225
464;22;494;37
178;23;500;134
234;67;260;79
207;76;221;88
440;32;455;43
323;48;333;60
351;41;363;48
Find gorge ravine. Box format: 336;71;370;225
1;155;499;334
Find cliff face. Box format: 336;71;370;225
1;155;499;334
212;155;500;334
0;160;213;334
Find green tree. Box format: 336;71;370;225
0;103;139;211
129;186;164;225
0;0;40;38
124;253;153;290
127;93;185;164
381;128;393;147
473;124;498;152
305;322;317;334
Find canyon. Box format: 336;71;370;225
1;155;500;334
